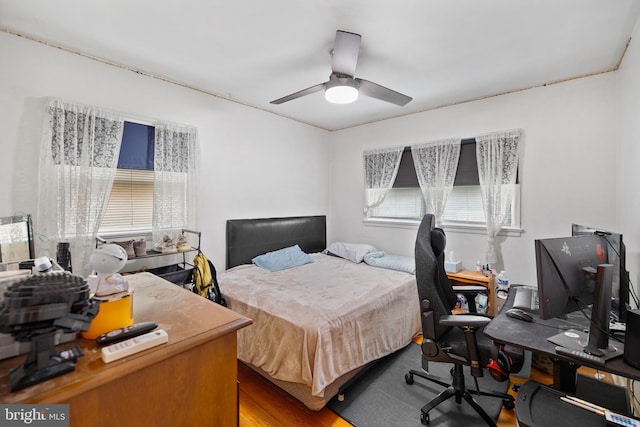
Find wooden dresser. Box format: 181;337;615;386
0;272;252;427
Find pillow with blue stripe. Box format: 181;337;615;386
363;251;415;275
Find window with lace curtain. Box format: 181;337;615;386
367;139;520;228
98;121;155;235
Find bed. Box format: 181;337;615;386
219;215;421;410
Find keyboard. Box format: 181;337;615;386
513;287;539;312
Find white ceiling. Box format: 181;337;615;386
2;1;639;131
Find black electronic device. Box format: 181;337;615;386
555;345;606;367
535;234;608;321
536;234;621;357
576;373;632;416
584;264;614;356
572;224;630;322
624;309;640;368
505;308;533;322
96;321;158;346
0;272;99;391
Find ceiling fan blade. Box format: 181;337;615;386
356;78;412;106
331;30;361;77
270;82;326;104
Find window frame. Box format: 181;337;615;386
363;141;522;236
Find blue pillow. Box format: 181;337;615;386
252;245;314;272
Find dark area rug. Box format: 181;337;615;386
328;343;509;427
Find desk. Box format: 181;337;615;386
0;273;252;426
484;285;640;393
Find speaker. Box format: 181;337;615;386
624;309;640;369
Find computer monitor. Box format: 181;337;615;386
535;235;608;321
536;235;616;355
571;224;629;322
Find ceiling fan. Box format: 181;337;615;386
270;30;412;106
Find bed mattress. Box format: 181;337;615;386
219;253;421;405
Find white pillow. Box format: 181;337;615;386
323;242;377;263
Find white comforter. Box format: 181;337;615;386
219;253;421;397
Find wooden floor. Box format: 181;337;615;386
238;360;554;427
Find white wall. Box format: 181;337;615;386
0;32;331;269
329;73;619;286
616;16;640;299
3;27;637;289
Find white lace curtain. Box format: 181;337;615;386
37;98;124;277
411;139;461;226
476;129;521;264
152;122;198;246
363;147;403;213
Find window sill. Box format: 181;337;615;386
362;217;523;237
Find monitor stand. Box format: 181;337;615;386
548;328;624;361
548;264;623;360
583;264;613;356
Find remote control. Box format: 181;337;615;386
605;410;640;426
554;346;606;367
101;329;168;363
96;321;158;345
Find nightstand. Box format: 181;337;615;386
446;269;497;315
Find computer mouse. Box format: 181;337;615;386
505;308;533;322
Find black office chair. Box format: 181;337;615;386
405;214;523;426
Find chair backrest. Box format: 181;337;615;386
430;226;458;311
414;214;457;340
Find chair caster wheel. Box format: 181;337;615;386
405;373;414;385
420;411;430;425
502;398;515;410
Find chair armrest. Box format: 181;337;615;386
440;314;491;328
441;313;492;377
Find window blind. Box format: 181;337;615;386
442;186;486;223
99;169;154;232
369;187;426;218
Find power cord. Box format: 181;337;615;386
574;296;625;344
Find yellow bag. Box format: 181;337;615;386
192;252;226;306
192;252;212;298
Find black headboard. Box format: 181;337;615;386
226;215;327;269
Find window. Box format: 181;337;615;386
367;140;520;228
99;122;155;235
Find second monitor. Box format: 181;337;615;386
535;234;608;321
535;234;617;356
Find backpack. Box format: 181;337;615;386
192;252;227;307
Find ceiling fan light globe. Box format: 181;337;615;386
325;85;359;104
